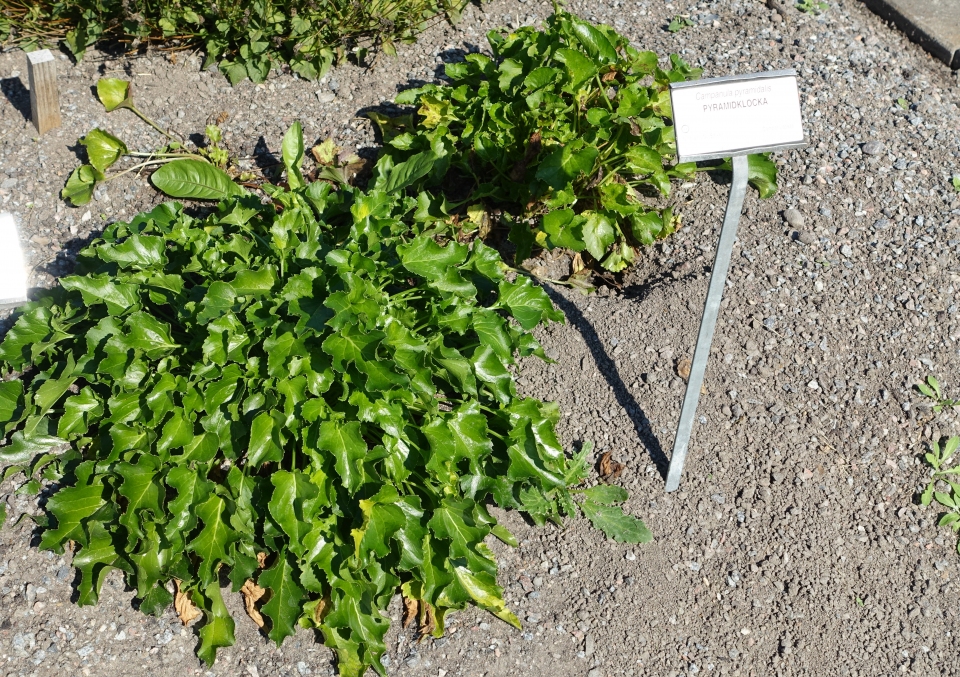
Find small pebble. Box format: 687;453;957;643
861;140;885;155
783;208;805;228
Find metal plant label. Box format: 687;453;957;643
670;69;805;163
664;70;806;492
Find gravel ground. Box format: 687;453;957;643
2;0;960;676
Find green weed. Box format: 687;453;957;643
374;11;777;273
0;0;467;84
796;0;828;14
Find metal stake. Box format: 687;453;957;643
665;154;749;492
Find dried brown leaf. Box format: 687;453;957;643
313;594;331;625
402;596;419;629
599;451;624;482
419;602;437;639
256;551;268;568
174;580;202;626
677;358;692;380
240;579;266;629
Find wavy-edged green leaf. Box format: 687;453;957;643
39;483;105;551
186;495;237;584
497;277;564;330
196;581;236;665
580;498;652;543
259;550;305;645
398;235;468;280
581;484;628;505
318;420;367;494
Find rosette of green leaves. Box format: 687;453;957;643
378;11;777;272
0;132;649;674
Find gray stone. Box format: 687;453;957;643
317;91;336;104
861;0;960;68
585;632;595;656
862;140;885;155
783;208;805;228
0;178;16;189
797;231;817;245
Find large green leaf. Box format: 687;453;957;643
581;211;616;260
81;128;128;174
97;77;132;111
259;550;305;645
60;274;140;315
151;159;247;200
317;420;367;494
535;141;598;190
186;495;237;583
61;165;98;205
98;234;167;269
73;521;122;605
398;236;468;280
377;150;437;193
197;581;236;665
248;410;284;467
115;458;162;539
39;484;105;551
497;278;563;330
568;17;618;63
281;121;306;190
267;471;319;557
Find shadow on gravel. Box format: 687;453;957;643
543;285;669;477
1;76;31;123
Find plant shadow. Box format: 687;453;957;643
1;76;31;123
542;285;669;478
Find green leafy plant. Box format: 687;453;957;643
666;15;695;33
917;375;960;414
1;0;468;84
951;175;960;193
62;78;237;206
795;0;828;14
0;122;650;675
919;435;960;554
374;11;777;273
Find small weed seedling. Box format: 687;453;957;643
796;0;828;14
667;15;696;32
917;375;960;414
919;435;960;554
951;174;960;192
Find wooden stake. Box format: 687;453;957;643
27;49;61;135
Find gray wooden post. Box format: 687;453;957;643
27;49;61;135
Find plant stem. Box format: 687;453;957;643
127;104;180;142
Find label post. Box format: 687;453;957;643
663;70;806;492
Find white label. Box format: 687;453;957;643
670;72;804;162
0;213;28;306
